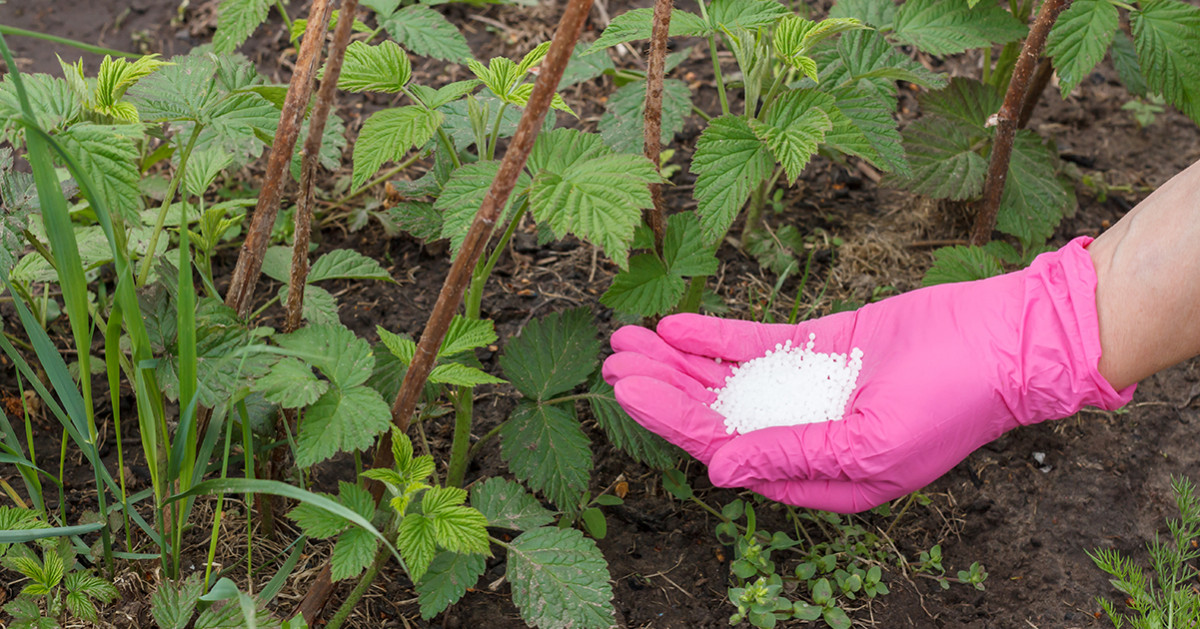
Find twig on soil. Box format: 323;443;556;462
224;0;334;317
969;0;1071;246
643;0;673;254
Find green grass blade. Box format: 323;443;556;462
258;536;306;604
0;522;104;544
167;478;410;577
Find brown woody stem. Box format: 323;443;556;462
1017;57;1053;129
643;0;673;255
224;0;333;317
292;0;596;621
285;0;358;332
970;0;1070;246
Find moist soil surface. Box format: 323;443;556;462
4;0;1200;627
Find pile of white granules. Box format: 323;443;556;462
709;334;864;434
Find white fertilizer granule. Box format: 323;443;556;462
709;334;863;434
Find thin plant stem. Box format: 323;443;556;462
467;421;507;459
643;0;674;254
138;125;202;286
487;102;510;161
883;492;918;539
204;413;236;590
1017;57;1053;128
324;550;390;629
273;0;294;34
787;247;817;324
445;389;473;488
970;0;1070;245
320;152;425;218
694;0;729;116
225;0;335;317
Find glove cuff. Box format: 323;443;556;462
1010;236;1136;425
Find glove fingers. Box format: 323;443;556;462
613;375;733;464
601;352;715;402
657;313;853;362
744;479;900;514
609;325;731;388
707;415;866;485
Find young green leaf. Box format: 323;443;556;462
92;54;170;121
253;357;328;408
214;0;272;54
435;161;531;255
296;386;392;467
691;115;775;242
923;245;1005;286
440;315;498;357
416;552;486;620
499;308;600;401
56;123;143;223
397;512;439;583
583;8;709;54
1046;0;1119;97
410;79;483;110
338;41;412;93
528;153;661;269
65;571;119;623
824;87;909;176
379;5;473;63
500;402;592;510
331;527;378;582
994;130;1076;247
275;323;375;390
422;486;490;556
917;77;1004;131
470;477;556;530
506;527;614;629
600;255;686;316
290;498;349;539
308;249;394;283
826;29;948;93
828;0;896;28
587;377;680;468
1130;0;1200;124
892;0;1028;56
428;362;506;387
377;326;417;366
352;106;444;190
0;73;80;140
663;212;719;278
751;100;832;183
184;147;234;197
893;116;988;200
151;573;204;629
388;200;443;242
598;79;692;153
517;42;553;75
707;0;791;32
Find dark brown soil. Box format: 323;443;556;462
4;0;1200;628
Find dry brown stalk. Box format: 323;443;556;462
223;0;334;317
293;0;596;620
643;0;673;255
970;0;1071;246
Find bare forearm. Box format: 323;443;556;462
1089;158;1200;390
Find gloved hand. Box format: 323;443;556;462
603;237;1135;513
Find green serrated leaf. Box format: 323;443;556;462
518;42;553;75
288;496;349;539
151;573;203;629
428;362;506;387
829;28;948;92
440;316;498;357
559;42;616;89
584;8;710;55
995;130;1075;247
470;478;556;530
416;552;486;620
500;402;592;510
499;308;599;401
1131;0;1200;124
295;385;392;467
338;40;412;93
707;0;791;32
184;147;234;197
66;589;99;623
381;5;473;63
752;97;831;183
56;123;143;223
273;325;374;388
598;79;692;153
376;326;417;366
331;527;378;582
308;249;393;283
662;212;718;277
922;245;1004;286
0;73;80;141
1046;0;1119;96
414;80;482;110
528;128;611;174
528;153;660;269
352;106;444;190
252;357;328;408
1111;31;1149;97
214;0;272;54
507;527;614;629
918;76;1004;130
588;376;680;468
691;115;775;242
423;489;490;555
397;513;438;582
829;0;896;28
388;200;443;242
894;116;988;200
893;0;1028;56
435;161;531;255
823;87;908;175
600;254;686;317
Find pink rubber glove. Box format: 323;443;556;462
603;237;1135;513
